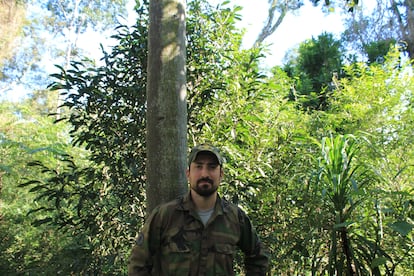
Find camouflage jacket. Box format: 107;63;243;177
128;191;269;275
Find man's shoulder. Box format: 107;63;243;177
153;194;187;214
220;196;238;211
153;200;175;212
219;197;245;223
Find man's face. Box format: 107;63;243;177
186;152;223;197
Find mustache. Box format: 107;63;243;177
197;177;213;185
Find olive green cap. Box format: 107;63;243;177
188;144;223;166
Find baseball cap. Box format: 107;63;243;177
188;144;224;166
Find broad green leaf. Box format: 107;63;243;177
388;221;413;236
371;257;387;268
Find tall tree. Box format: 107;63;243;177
254;0;303;46
0;0;26;90
146;0;188;212
17;1;248;273
0;0;128;103
283;32;343;111
342;0;414;60
255;0;359;47
42;0;128;112
0;0;24;66
8;1;414;273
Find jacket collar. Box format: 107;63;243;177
178;190;229;215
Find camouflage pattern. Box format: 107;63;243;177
128;192;269;275
187;144;224;166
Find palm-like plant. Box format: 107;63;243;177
316;134;369;275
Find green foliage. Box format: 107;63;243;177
341;0;413;60
258;52;413;274
186;0;244;122
284;32;343;111
44;0;128;33
20;17;150;276
314;134;373;274
11;0;257;274
1;0;413;275
1;3;150;274
187;34;321;273
0;99;92;274
0;0;26;77
364;39;397;64
310;0;359;12
1;0;129;99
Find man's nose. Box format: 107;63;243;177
200;165;209;177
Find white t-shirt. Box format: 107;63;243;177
197;208;214;226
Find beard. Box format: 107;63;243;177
192;178;218;197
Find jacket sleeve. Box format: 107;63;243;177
237;208;270;275
128;207;161;276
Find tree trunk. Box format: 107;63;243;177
340;228;356;276
146;0;187;213
255;0;288;47
404;0;414;59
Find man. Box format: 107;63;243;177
128;144;269;275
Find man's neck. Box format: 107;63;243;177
190;190;217;211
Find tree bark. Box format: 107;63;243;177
404;0;414;58
254;0;290;47
146;0;188;213
341;228;355;276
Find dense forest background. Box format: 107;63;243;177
1;0;413;275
